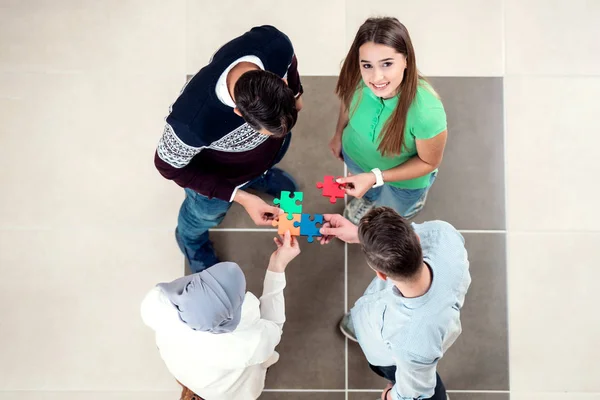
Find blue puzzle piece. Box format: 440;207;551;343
293;214;324;243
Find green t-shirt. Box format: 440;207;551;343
342;80;447;189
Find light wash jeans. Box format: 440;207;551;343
342;148;437;219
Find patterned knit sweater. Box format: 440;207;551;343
154;25;303;201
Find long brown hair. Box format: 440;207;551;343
336;17;422;156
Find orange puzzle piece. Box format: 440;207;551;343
272;214;301;236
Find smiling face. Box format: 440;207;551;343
358;42;407;99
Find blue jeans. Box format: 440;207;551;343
342;148;437;219
176;133;292;273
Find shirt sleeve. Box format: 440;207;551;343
391;351;439;400
154;122;237;201
140;287;171;331
246;271;287;366
285;54;304;98
259;270;287;330
411;89;447;141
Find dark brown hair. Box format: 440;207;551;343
234;70;298;137
336;17;422;156
358;207;423;280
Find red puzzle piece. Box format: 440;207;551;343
316;175;345;204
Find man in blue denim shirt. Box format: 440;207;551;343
319;207;471;400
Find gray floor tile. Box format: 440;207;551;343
348;393;380;400
447;394;509;400
211;231;346;389
260;392;345;400
412;77;505;230
347;233;508;390
349;393;509;400
220;76;345;228
439;233;508;390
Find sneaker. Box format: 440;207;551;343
344;197;375;225
338;312;358;342
248;167;298;197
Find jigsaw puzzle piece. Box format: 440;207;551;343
293;214;324;243
272;213;301;236
273;191;304;219
316;176;345;204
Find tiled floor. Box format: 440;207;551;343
348;394;509;400
1;1;599;400
209;77;508;397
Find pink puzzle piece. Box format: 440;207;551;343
316;175;346;204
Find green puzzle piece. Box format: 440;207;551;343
274;191;303;220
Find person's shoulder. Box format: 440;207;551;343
141;286;168;309
140;286;178;329
413;79;444;110
254;25;291;41
250;25;287;36
235;25;292;49
170;69;215;115
414;220;459;237
414;221;466;255
237;292;261;326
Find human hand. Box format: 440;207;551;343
336;172;377;198
329;134;343;161
235;191;283;226
318;214;360;244
268;230;301;272
381;382;394;400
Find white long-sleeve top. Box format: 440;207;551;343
141;270;286;400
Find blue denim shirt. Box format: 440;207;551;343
351;221;471;400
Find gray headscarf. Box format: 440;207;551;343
157;262;246;333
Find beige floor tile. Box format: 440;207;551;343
0;229;182;390
511;394;600;400
509;232;600;392
505;0;600;75
185;0;346;76
345;0;504;76
506;76;600;232
0;0;185;75
0;72;185;230
0;392;181;400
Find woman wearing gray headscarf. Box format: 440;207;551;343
141;231;300;400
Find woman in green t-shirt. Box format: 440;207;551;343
329;17;448;224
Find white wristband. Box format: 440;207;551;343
371;168;384;188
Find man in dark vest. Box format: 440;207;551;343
155;26;303;273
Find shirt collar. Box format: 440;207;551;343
392;261;435;309
362;82;400;109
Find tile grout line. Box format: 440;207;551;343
9;228;600;233
350;390;512;393
208;228;507;233
457;230;506;233
263;389;511;393
300;73;600;78
209;228;278;232
502;0;513;391
207;228;600;234
344;162;349;400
